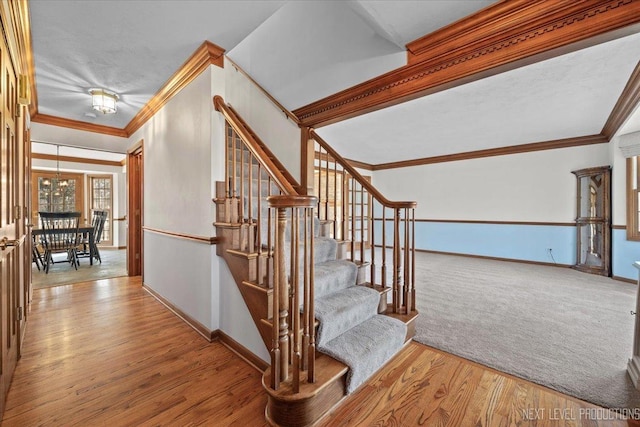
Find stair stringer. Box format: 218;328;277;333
214;219;273;351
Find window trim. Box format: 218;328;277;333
88;174;113;246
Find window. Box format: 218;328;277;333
89;175;113;245
627;156;640;241
31;171;85;226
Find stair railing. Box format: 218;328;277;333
214;95;299;285
214;96;317;393
309;130;417;315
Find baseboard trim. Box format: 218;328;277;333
628;356;640;390
612;275;637;284
216;329;269;373
415;248;572;268
142;283;217;342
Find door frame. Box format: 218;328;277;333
127;140;143;277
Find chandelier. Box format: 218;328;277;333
89;88;119;114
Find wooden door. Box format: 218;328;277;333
0;30;25;417
127;141;143;277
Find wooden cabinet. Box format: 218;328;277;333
572;166;611;276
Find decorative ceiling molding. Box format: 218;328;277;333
294;0;640;128
371;134;608;170
28;40;225;138
32;152;123;167
124;40;225;136
601;60;640;138
31;113;128;137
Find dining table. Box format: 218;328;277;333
32;223;96;266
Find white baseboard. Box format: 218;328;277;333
628;356;640;390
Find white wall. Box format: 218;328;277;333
224;57;302;184
128;64;268;361
129;67;217;331
373;144;611;222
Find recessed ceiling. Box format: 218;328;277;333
316;32;640;165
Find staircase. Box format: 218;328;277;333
213;96;418;427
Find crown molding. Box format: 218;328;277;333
294;0;640;128
371;134;608;170
31;113;128;137
124;40;225;136
32;152;123;167
602;59;640;139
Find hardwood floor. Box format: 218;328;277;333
1;276;631;426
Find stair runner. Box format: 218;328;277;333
234;147;407;394
291;222;406;393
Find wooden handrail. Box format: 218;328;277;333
225;57;301;126
310;130;416;209
214;95;300;196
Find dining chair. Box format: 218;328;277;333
39;211;81;274
78;210;106;263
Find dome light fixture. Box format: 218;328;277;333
89;88;119;114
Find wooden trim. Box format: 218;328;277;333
612;275;637;284
416;248;573;268
225;56;300;125
142;284;217;342
124;41;225;136
601;59;640;139
32;153;123;167
409;218;576;227
345;158;374;171
143;226;219;245
294;1;640;127
372;135;607;170
30;113;128;137
612;224;627;229
217;329;269;373
127;140;143;277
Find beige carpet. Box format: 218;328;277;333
32;248;127;288
411;252;640;412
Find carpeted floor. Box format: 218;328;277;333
32;248;127;289
411;251;640;411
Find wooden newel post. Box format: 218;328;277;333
276;206;289;383
267;195;317;392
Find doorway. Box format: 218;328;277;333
127;140;143;277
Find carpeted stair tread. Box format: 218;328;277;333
286;237;337;270
312;260;358;299
314;285;380;346
318;314;407;394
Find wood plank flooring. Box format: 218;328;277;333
1;277;632;426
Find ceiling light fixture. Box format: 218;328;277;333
89;88;119;114
55;145;68;195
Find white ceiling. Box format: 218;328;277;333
27;0;640;165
